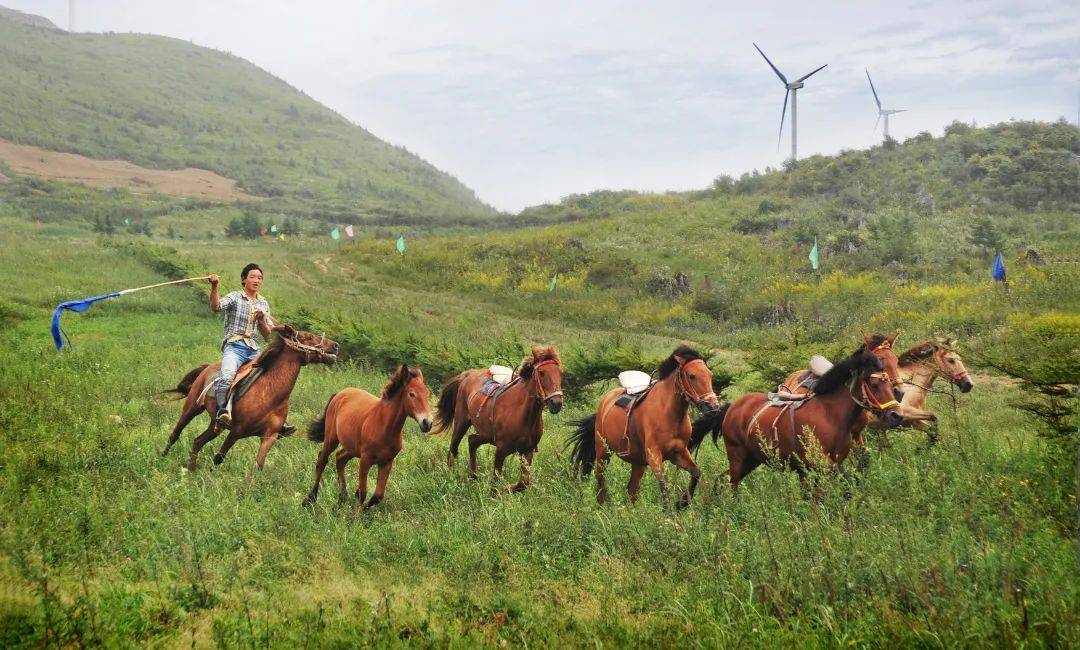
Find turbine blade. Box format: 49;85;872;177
874;114;881;133
753;43;788;84
866;69;882;110
778;89;789;151
796;63;827;83
893;109;907;113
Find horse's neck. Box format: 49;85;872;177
375;394;408;433
900;363;936;408
258;352;303;403
505;377;543;422
816;378;863;433
651;375;689;423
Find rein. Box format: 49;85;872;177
281;332;334;364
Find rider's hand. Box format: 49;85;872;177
254;310;266;322
208;274;219;286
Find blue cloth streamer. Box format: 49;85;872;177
992;252;1007;283
51;292;121;350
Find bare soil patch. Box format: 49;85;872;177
0;139;256;201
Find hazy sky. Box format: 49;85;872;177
9;1;1080;211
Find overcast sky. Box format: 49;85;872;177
8;1;1080;211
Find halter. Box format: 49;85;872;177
531;359;563;402
674;358;718;406
282;331;334;364
849;370;900;413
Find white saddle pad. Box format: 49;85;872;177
618;370;652;395
809;355;833;377
489;365;514;385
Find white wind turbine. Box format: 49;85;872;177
754;43;827;162
866;69;906;140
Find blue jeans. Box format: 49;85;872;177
216;342;259;413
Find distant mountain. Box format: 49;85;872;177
0;8;496;220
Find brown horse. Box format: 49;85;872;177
433;346;564;492
162;324;338;470
868;337;973;433
567;346;722;508
691;338;903;488
302;365;432;509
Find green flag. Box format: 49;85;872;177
123;218;131;225
330;227;340;241
549;274;558;292
396;236;406;256
808;238;820;271
270;224;278;233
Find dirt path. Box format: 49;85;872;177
0;138;256;201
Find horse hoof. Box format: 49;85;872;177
213;454;224;466
301;495;316;508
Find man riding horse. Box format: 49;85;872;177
208;263;294;434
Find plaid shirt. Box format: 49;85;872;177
219;291;272;350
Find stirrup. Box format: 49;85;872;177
215;410;232;429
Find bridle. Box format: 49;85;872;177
281;331;335;364
674;358;718;407
531;359;563;403
850;368;900;414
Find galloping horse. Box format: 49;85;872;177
433;346;564;492
869;338;973;432
162;324;338;470
302;365;433;509
691;337;903;488
567;346;721;508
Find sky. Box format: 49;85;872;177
8;1;1080;212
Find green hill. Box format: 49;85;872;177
0;9;496;221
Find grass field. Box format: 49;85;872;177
1;216;1077;647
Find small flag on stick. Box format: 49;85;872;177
808;238;820;271
279;233;285;241
270;224;278;234
345;225;354;238
330;227;340;241
396;236;406;256
549;274;558;293
992;251;1007;283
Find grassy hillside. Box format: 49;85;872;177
0;10;495;221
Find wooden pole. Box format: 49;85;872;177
118;276;212;295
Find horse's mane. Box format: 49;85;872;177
382;365;421;398
814;344;882;395
253;334;288;369
518;345;560;378
898;341;937;365
657;345;705;380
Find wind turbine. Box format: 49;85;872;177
754;43;827;162
866;69;905;140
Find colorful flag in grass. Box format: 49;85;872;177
260;227;267;236
270;224;278;234
992;251;1007;283
124;218;131;225
345;225;354;238
330;227;340;241
549;274;558;292
278;233;285;241
396;236;406;256
808;238;820;271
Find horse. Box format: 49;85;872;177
868;337;973;434
567;345;722;508
161;324;338;470
302;365;433;509
433;346;564;493
691;337;903;489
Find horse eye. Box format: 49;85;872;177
408;391;416;398
948;359;955;364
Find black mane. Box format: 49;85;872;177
813;345;882;395
657;345;705;379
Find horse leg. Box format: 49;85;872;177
594;444;611;505
354;457;373;510
213;430;242;466
490;446;511;496
646;446;668;506
467;434;485;479
334;450;353;503
672;448;702;510
363;461;394;509
724;441;758;491
187;423;221;471
163;403;204;456
254;433;280;470
302;438;339;507
511;450;534;493
626;464;646;504
447;416;472;468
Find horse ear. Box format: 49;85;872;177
673;355;687;366
887;333;898;346
280;324;296;338
864;334;873;350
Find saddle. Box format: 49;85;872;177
779;355;833;394
196;358;265;409
472;373;518;422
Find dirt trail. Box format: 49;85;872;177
0;138;256;201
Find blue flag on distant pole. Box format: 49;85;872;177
992;251;1007;283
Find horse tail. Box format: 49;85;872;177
432;374;464;435
689;402;730;452
160;364;210;400
307;394;335;443
566;414;598;477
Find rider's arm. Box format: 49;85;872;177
256;309;272;340
209;274;221;312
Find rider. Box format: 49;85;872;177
208;264;294;434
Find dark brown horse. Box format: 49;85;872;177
162;324;338;470
691;338;902;488
302;365;433;509
433;346;564;492
567;346;722;508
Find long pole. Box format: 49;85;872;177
884;113;890;140
117;275;211;296
791;88;798;161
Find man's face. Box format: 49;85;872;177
242;269;263;293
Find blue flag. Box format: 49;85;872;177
51;292;121;350
992;251;1006;283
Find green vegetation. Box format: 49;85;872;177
0;12;495;221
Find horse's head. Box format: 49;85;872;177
855;348;902;426
933;337;973;393
664;345;722;412
384;365;433;432
273;324;339;365
520;346;564;414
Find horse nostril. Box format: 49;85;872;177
548;399;563;414
961;380;973;393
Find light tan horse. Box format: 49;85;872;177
873;338;973;431
302;365;433;509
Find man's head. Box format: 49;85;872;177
241;263;263;293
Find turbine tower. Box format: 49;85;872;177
754;43;827;162
866;69;906;140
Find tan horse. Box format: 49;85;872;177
567;346;721;508
302;365;433;509
871;338;973;431
162;325;338;470
434;346;564;493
